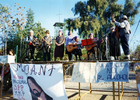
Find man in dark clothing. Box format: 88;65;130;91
108;27;121;60
25;30;37;61
42;30;52;61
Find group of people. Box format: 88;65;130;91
110;14;131;60
25;14;131;61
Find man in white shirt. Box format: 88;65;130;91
112;15;131;60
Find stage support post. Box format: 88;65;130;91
112;82;115;100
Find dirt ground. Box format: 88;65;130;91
1;89;138;100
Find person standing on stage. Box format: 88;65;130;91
112;15;131;60
108;27;121;60
42;30;52;61
69;36;83;61
25;30;37;61
54;30;65;61
87;33;101;60
65;31;74;61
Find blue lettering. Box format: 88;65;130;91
38;65;47;75
30;65;37;75
107;68;112;74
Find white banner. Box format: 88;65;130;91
71;62;96;83
71;62;129;83
0;55;15;63
10;63;68;100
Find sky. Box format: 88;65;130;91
1;0;140;53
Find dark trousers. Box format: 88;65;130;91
66;48;73;61
43;47;51;61
87;46;98;60
26;45;35;59
68;53;73;60
120;34;130;55
73;49;82;61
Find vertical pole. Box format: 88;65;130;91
118;82;120;100
16;45;18;63
79;82;80;100
112;82;115;100
106;36;107;60
121;82;123;96
90;83;92;94
63;64;65;82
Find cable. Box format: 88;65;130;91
130;19;140;43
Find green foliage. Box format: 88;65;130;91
131;45;140;60
64;0;140;60
24;8;34;33
65;0;140;37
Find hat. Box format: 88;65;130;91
45;30;50;34
59;30;62;32
121;15;127;19
88;33;93;38
30;30;34;33
59;30;63;35
73;36;78;40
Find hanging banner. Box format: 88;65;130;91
96;62;129;83
71;62;96;83
10;63;68;100
0;55;15;63
71;62;129;83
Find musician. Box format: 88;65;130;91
87;33;102;60
108;27;121;60
25;30;37;61
69;36;83;61
54;30;65;61
42;30;52;61
65;31;74;61
112;15;131;60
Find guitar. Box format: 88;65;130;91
28;37;38;46
37;32;51;45
84;37;106;51
67;44;82;52
85;40;97;51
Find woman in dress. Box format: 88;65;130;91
54;30;65;61
65;31;74;61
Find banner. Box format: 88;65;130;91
96;62;129;83
71;62;129;83
0;55;15;63
10;63;68;100
71;62;96;83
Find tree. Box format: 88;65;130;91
24;8;35;36
131;45;140;60
65;0;140;60
0;4;12;55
